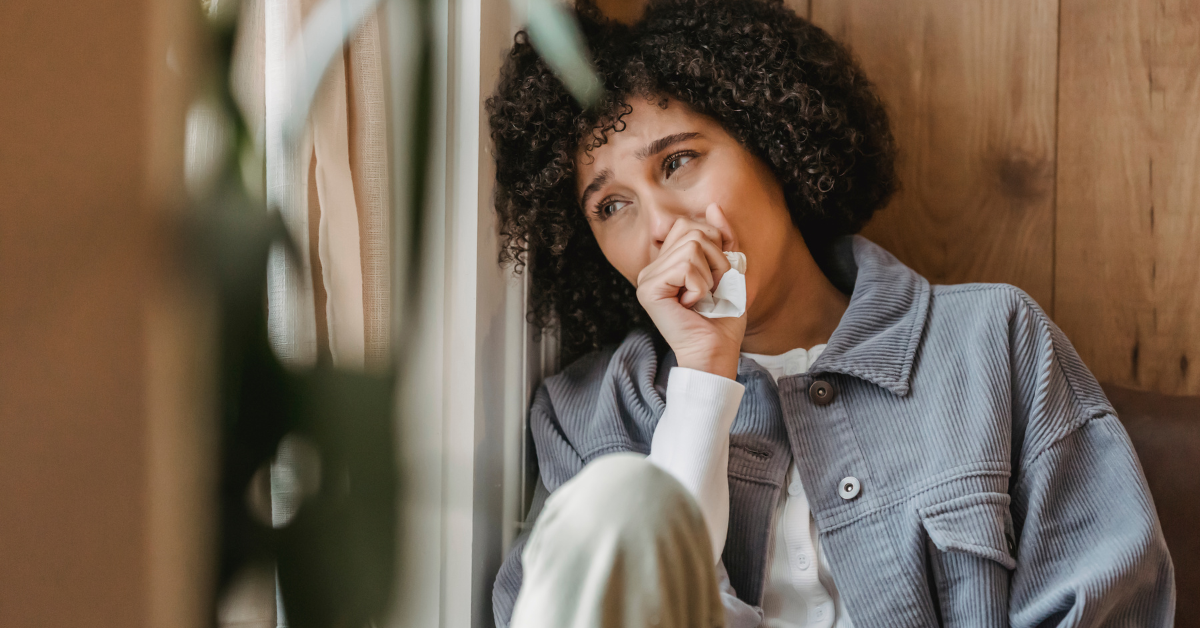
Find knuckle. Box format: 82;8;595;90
636;268;653;288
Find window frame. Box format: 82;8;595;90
385;0;549;625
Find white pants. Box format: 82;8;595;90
510;453;726;628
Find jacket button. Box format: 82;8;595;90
838;476;861;500
809;380;835;405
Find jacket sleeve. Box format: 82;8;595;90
492;384;584;628
1006;292;1175;626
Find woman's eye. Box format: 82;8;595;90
664;152;695;178
598;199;629;218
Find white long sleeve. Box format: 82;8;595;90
647;367;745;563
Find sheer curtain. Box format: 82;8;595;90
223;1;391;625
231;0;390;371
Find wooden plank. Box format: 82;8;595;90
810;0;1060;311
594;0;646;24
594;0;812;24
1056;0;1200;395
0;1;159;626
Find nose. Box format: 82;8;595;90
645;195;695;251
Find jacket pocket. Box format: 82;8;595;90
919;492;1016;628
920;492;1017;569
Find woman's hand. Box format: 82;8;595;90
636;204;747;380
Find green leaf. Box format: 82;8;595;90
524;0;603;107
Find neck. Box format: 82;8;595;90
740;234;849;356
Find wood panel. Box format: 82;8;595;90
0;1;154;626
810;0;1060;311
1055;0;1200;395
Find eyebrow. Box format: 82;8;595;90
634;132;702;161
578;132;704;211
579;169;612;211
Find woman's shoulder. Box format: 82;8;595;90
538;328;667;416
930;280;1042;310
529;328;667;471
926;281;1056;340
925;281;1113;428
548;328;663;385
925;280;1074;364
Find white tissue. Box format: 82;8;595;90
693;251;746;318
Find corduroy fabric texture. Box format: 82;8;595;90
493;236;1175;627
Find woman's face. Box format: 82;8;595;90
575;96;800;314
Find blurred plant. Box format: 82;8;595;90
189;0;602;626
524;0;603;107
190;2;398;627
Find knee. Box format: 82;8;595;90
513;454;722;628
546;453;701;538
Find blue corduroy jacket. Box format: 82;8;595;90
494;236;1174;627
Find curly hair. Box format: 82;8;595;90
487;0;898;362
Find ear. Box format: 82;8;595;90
705;203;738;252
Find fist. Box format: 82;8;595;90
635;204;747;380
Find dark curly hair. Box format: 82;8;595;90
487;0;898;362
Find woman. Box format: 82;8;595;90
488;1;1174;626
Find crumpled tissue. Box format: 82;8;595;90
693;251;746;318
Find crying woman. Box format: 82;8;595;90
486;1;1175;627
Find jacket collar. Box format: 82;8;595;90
805;236;931;397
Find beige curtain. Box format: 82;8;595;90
222;1;391;626
345;14;390;370
232;0;390;373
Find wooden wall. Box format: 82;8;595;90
0;1;212;626
0;2;154;625
1053;0;1200;396
806;0;1200;396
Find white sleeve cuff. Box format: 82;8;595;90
648;367;745;563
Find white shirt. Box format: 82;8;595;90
647;346;853;628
